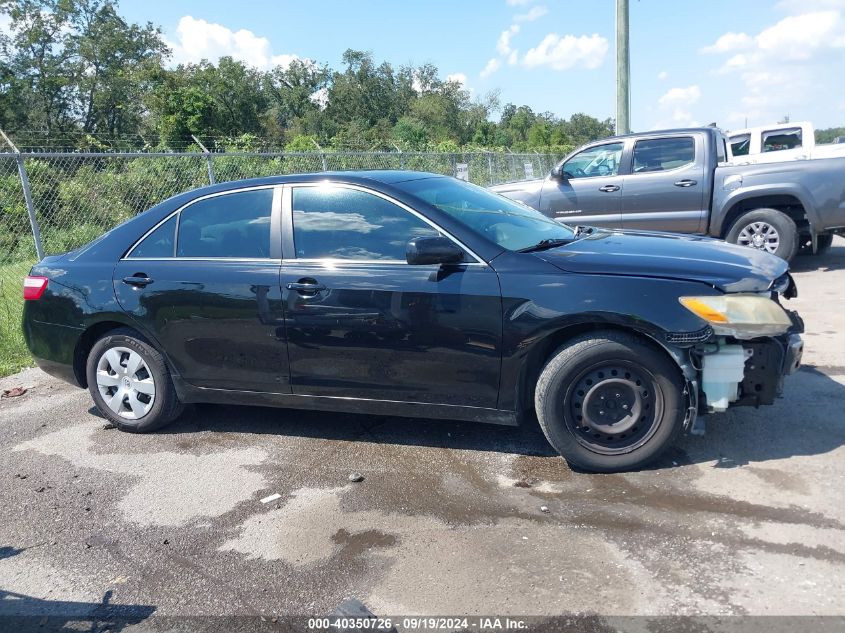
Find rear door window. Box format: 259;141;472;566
762;127;802;152
177;188;273;258
632;137;695;173
730;134;750;156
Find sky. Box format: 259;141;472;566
116;0;845;132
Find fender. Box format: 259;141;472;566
495;270;717;413
710;179;820;238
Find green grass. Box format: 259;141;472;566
0;260;35;377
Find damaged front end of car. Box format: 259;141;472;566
671;272;804;435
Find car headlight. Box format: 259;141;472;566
679;294;792;339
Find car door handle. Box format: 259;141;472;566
122;275;154;287
287;281;326;292
674;179;697;187
598;185;620;192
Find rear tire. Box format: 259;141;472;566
726;208;799;261
534;331;686;473
86;327;183;433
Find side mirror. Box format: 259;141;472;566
551;164;566;180
406;236;465;265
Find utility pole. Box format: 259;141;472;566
615;0;630;135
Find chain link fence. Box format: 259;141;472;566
0;149;560;374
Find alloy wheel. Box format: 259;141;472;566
737;221;780;254
95;347;156;419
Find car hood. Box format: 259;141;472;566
489;178;545;194
534;229;789;293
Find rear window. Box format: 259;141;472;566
632;137;695;173
762;127;802;152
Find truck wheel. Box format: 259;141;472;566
86;327;183;433
726;208;798;261
534;331;685;473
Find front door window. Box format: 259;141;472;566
561;142;624;179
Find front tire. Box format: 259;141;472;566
86;327;183;432
534;332;686;473
726;208;799;261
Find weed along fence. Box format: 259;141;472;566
0;147;562;375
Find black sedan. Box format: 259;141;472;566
22;171;804;472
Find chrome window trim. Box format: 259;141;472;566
119;257;283;263
280;258;485;268
286;181;487;266
123;183;281;261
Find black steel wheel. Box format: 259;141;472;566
535;331;686;472
567;362;664;455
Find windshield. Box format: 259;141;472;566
398;177;575;251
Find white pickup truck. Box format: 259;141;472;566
728;121;845;164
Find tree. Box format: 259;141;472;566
326;49;399;127
264;58;329;133
70;0;168;137
0;0;77;134
0;3;618;151
144;57;268;146
393;116;430;149
816;127;845;144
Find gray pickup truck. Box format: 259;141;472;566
491;127;845;260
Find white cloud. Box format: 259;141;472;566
657;85;702;127
0;13;11;35
659;85;701;107
703;7;845;125
657;70;668;80
446;72;467;86
707;11;845;72
506;0;533;5
515;5;548;22
522;33;608;70
496;24;520;57
700;31;753;54
755;11;845;59
165;15;300;70
480;57;501;78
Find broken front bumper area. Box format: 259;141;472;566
685;332;803;435
731;333;803;408
679;296;804;434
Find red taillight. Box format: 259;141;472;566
23;276;48;301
